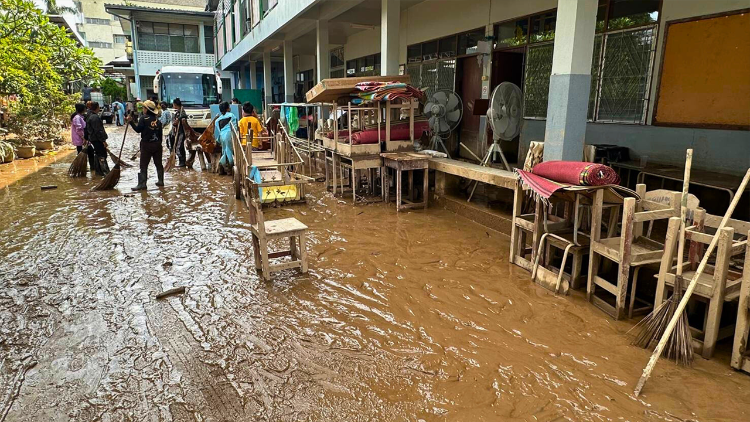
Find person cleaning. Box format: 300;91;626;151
127;100;164;190
214;101;236;175
85;102;110;176
238;102;264;150
70;103;86;153
171;98;189;167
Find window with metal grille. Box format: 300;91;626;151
345;53;380;77
517;1;658;123
205;26;215;55
114;35;127;44
88;41;112;49
137;22;201;54
85;18;110;25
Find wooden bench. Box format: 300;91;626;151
732;230;750;373
429;158;517;190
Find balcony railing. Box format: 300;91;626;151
137;51;215;67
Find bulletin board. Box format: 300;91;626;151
653;10;750;129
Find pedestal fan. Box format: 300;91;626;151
423;90;463;158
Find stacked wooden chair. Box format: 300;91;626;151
732;230;750;372
587;184;681;320
231;125;310;281
657;210;748;358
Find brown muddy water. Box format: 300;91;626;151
1;126;748;421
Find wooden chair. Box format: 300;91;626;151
232;124;310;281
587;184;681;320
657;211;748;358
732;230;750;373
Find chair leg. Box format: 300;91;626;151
628;266;642;319
570;251;583;290
299;232;309;273
615;263;631;320
290;235;298;260
703;294;723;359
587;251;600;302
258;236;271;281
252;233;262;270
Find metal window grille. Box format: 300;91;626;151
88;41;112;49
523;43;553;119
85;18;110;25
594;26;656;123
406;59;455;99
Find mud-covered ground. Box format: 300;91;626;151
1;126;749;421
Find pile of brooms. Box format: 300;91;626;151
630;149;750;396
67;125;133;191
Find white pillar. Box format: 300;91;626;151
283;40;294;103
543;0;598;162
238;63;246;89
380;0;400;76
263;50;272;109
316;20;329;82
199;23;206;54
249;60;257;89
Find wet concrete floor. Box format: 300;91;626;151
1;126;749;421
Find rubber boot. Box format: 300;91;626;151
131;171;147;191
96;157;109;176
155;168;164;187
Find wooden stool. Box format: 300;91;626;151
251;217;309;281
381;152;429;211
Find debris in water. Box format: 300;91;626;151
40;185;57;190
155;286;185;299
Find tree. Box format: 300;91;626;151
43;0;77;15
0;0;102;141
95;77;127;100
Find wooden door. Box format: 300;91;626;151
456;56;483;157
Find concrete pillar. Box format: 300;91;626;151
380;0;400;76
199;23;206;54
283;40;294;103
543;0;598;162
131;17;141;98
238;63;246;89
316;20;329;82
263;51;272;109
249;61;257;89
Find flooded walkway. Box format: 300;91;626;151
1;126;749;421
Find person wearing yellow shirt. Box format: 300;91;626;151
238;102;265;150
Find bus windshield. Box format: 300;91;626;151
160;73;218;107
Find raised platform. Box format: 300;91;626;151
428;158;517;189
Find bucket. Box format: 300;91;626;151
16;146;36;159
35;140;54;150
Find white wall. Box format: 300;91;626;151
646;0;750;123
344;27;381;61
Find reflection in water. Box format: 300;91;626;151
1;126;749;421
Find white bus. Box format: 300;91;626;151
153;66;222;130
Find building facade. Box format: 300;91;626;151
105;3;234;101
213;0;749;175
77;0;207;66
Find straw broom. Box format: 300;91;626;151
630;149;694;365
68;142;90;177
164;119;181;173
92;125;129;191
108;147;133;168
635;167;750;396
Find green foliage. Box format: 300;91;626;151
0;140;14;161
0;0;102;141
43;0;77;15
98;77;127;100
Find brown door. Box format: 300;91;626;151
456;56;483;157
489;50;525;162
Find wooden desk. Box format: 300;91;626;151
381;153;429;211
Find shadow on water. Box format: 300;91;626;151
1;126;749;421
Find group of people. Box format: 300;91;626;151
69;95;273;190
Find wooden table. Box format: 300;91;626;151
381;152;429;211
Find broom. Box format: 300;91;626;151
108;147;133;168
164;119;181;173
68;142;90;177
130;148;140;161
630;149;694;365
92;125;129;191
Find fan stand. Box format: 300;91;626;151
428;133;451;158
465;137;511;203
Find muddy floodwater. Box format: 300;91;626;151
1;126;749;421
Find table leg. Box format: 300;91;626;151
409;170;414;201
381;166;386;202
353;168;357;203
396;169;402;211
423;167;429;209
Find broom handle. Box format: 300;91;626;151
675;149;693;277
635;168;750;397
116;123;129;161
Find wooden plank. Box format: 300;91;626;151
705;214;750;234
305;75;411;102
587;189;605;302
269;260;303;272
593;275;618;295
591;241;620;262
428;158;517;189
633;209;678;223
